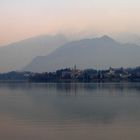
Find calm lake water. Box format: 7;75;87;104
0;83;140;140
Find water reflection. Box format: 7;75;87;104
0;83;140;140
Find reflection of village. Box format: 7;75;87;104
55;83;140;97
30;65;140;82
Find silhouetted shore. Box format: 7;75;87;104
0;67;140;83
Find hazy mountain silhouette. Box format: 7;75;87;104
116;33;140;45
0;34;68;72
24;35;140;72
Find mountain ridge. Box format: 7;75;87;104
24;35;140;72
0;34;68;72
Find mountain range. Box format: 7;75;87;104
24;35;140;72
0;34;68;72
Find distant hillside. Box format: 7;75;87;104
0;34;68;72
24;35;140;72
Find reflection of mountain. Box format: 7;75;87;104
0;34;68;72
0;83;140;123
24;36;140;72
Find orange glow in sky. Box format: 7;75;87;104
0;0;140;45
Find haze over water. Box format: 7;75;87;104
1;0;140;139
0;83;140;140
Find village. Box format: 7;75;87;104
29;66;140;82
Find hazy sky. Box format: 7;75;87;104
1;0;140;45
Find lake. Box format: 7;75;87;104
0;83;140;140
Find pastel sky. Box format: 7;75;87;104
1;0;140;45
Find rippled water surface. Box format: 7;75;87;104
0;83;140;140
